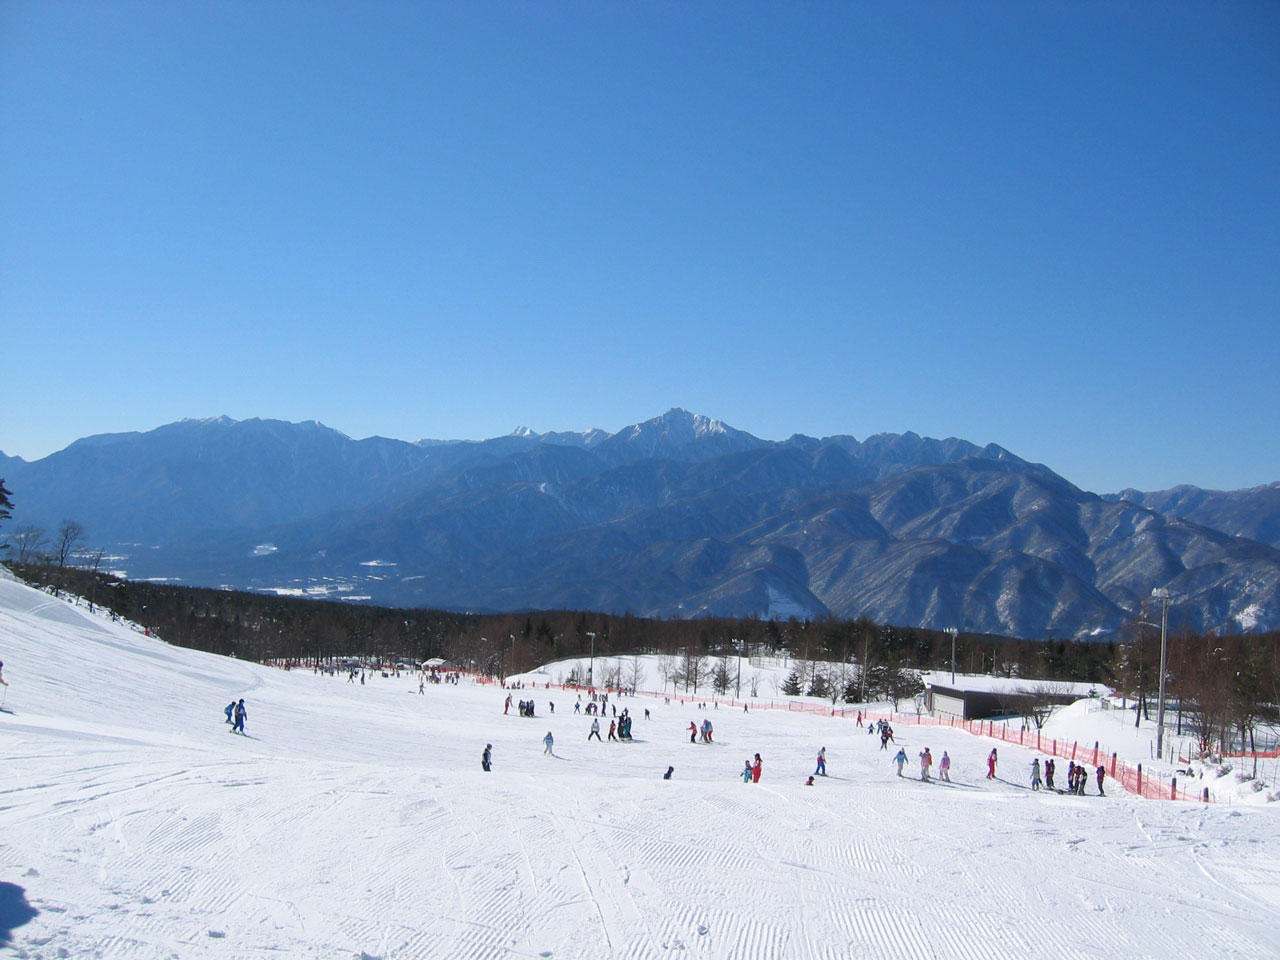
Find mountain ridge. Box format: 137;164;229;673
3;410;1277;638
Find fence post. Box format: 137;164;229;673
1171;777;1177;800
1093;741;1099;765
1203;787;1209;803
1071;741;1078;760
1137;763;1143;795
1110;752;1117;777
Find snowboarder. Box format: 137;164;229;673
664;766;674;780
588;718;601;741
224;701;235;724
939;751;951;782
1031;758;1042;791
544;731;554;755
751;753;762;783
231;699;246;735
986;748;998;779
482;744;492;771
815;747;827;777
894;748;908;776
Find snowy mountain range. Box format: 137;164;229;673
4;409;1279;638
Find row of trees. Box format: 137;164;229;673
4;520;1276;761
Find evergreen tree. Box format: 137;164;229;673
0;478;12;525
781;669;803;696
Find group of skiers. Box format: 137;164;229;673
222;699;246;735
689;718;714;743
504;694;539;717
1031;757;1104;795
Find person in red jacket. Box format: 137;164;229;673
688;721;697;743
986;748;998;779
751;753;762;783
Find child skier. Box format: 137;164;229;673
939;751;951;782
482;744;492;771
815;747;827;777
1031;758;1042;791
544;731;554;755
894;748;908;776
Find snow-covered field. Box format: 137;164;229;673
2;570;1279;959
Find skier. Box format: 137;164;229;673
608;720;618;742
504;694;511;715
482;744;492;771
1096;765;1106;796
1031;758;1042;791
894;748;908;776
231;699;246;735
544;731;554;756
574;700;581;714
805;776;815;786
0;660;7;686
689;721;698;744
880;728;890;750
664;765;674;780
986;748;998;779
939;751;951;782
224;701;235;725
751;753;762;783
919;747;932;781
815;747;827;777
644;708;650;720
1045;758;1055;790
741;761;753;782
588;718;602;741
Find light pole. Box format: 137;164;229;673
587;632;596;689
733;638;742;699
1152;588;1172;761
947;627;958;684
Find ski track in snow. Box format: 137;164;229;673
1;574;1279;959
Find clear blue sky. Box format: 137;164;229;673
2;1;1277;494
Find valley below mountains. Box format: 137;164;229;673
4;410;1278;639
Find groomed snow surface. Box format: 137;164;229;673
2;571;1278;959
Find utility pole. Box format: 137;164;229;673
587;632;596;689
1152;588;1171;761
734;638;742;699
947;627;958;684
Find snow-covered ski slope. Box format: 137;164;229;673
2;570;1278;959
